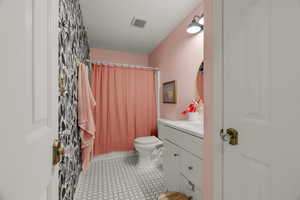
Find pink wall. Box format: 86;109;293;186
149;3;204;120
90;48;149;66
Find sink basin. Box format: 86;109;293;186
177;121;203;132
158;119;204;138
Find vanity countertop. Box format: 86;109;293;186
158;118;204;139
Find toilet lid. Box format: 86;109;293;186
134;136;160;145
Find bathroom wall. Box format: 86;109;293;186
58;0;90;200
149;3;204;120
90;48;149;66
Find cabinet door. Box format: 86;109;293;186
163;140;181;192
179;174;203;200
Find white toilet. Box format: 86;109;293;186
134;136;163;168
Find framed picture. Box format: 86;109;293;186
163;80;177;104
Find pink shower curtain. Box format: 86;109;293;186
92;64;157;155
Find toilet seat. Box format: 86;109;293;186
134;136;160;145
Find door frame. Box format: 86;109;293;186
203;0;224;200
48;0;59;199
44;0;59;198
45;0;224;199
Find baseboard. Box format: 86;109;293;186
92;151;138;162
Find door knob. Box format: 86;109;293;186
221;128;239;145
59;78;66;96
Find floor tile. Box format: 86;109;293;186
74;155;167;200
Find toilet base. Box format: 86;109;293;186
136;152;156;169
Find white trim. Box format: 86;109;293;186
204;0;224;199
92;151;138;162
48;0;59;199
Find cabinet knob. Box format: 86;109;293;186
188;166;193;170
173;153;179;157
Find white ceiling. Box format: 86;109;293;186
80;0;203;54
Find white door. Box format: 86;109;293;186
223;0;300;200
0;0;59;200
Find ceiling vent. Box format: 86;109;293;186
131;17;147;28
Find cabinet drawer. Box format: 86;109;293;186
179;174;203;200
159;124;203;158
180;150;203;191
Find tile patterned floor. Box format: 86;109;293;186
74;155;167;200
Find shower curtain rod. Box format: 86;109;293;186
85;59;159;71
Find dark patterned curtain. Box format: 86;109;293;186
58;0;90;199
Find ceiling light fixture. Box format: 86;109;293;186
186;15;204;34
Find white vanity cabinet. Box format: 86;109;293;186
163;140;182;192
158;120;204;200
